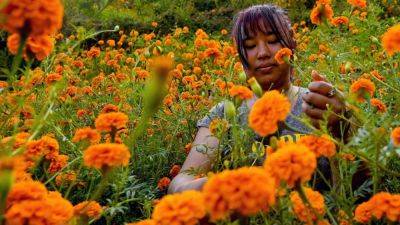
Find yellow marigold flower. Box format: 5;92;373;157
381;24;400;57
349;78;375;102
95;112;129;133
264;143;317;187
203;167;276;221
6;181;47;208
0;0;63;36
391;127;400;147
83;143;130;170
298;135;336;157
74;201;103;219
152;190;206;225
274;48;293;64
126;219;156;225
228;85;253;100
248;90;291;137
310;3;334;25
347;0;367;8
209;118;229;136
72;127;101;144
290;187;326;223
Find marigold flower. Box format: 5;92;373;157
209;118;229;136
72;127;101;144
331;16;349;26
349;78;375;102
45;73;62;85
5;191;73;225
290;187;326;223
152;190;206;225
126;219;156;225
248;90;291;137
87;47;101;58
157;177;171;191
7;33;54;61
0;0;63;36
48;154;68;173
95;112;129;133
83;143;131;170
228;85;253;100
347;0;367;8
55;171;76;186
264;143;317;187
74;201;103;219
101;104;119;114
169;165;181;178
381;24;400;57
370;98;387;113
354;201;374;223
310;3;334;25
25;135;59;160
274;48;293;64
391;127;400;147
6;181;47;208
203;167;276;221
298;135;336;157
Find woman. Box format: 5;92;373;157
169;4;348;193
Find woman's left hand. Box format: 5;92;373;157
301;70;346;129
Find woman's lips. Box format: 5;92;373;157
256;65;274;74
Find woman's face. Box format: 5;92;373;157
243;29;291;92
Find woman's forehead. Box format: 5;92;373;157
243;18;274;39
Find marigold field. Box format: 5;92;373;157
0;0;399;225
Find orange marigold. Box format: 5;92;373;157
95;112;129;132
157;177;171;191
87;47;101;58
264;143;317;187
310;3;334;25
48;154;68;173
126;219;156;225
248;90;291;137
45;73;62;85
74;201;103;219
298;135;336;157
290;187;326;223
0;0;63;36
391;127;400;147
169;164;181;178
152;190;206;225
72;127;101;144
55;171;76;187
331;16;349;26
6;181;47;208
83;143;131;170
203;167;276;221
347;0;367;8
349;78;375;102
6;191;73;225
101;104;119;114
7;33;54;61
381;24;400;57
25;135;59;160
274;48;293;64
229;85;253;100
354;201;374;223
370;98;387;113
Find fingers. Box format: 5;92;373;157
311;70;326;82
308;81;334;96
302;92;342;112
302;102;325;119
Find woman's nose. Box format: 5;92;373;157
257;42;272;59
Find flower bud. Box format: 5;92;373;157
247;77;263;98
224;100;236;121
238;71;247;83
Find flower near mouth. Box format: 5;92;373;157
274;48;293;64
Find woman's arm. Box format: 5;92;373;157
168;127;219;193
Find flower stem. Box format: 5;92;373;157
10;34;28;83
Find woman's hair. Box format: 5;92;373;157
232;4;296;69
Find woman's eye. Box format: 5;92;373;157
245;44;256;49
